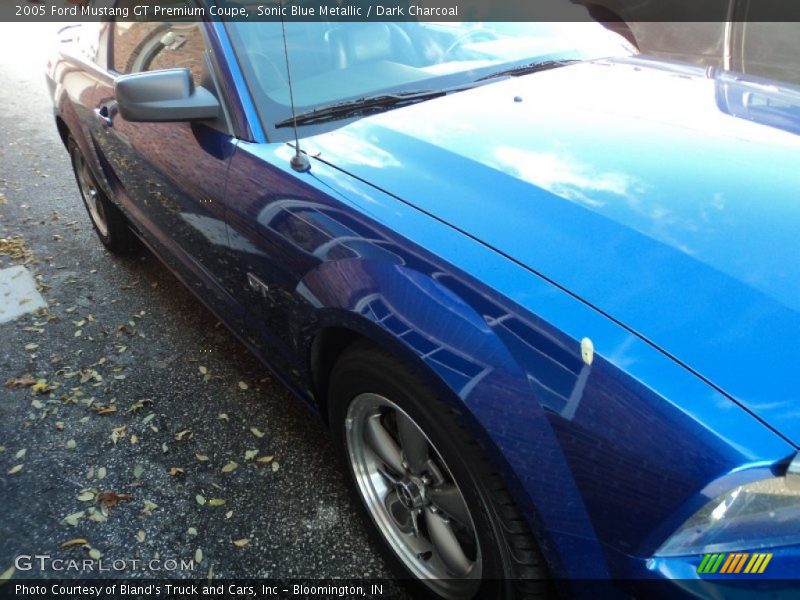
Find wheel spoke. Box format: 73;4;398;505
397;412;429;474
424;507;473;577
364;413;404;474
428;484;470;525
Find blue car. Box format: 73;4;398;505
48;9;800;599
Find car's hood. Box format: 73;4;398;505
307;57;800;445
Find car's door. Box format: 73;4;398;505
53;23;112;182
90;18;236;295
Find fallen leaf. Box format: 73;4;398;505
4;376;36;389
142;413;156;424
88;548;102;560
24;343;39;351
175;429;193;441
87;513;107;523
110;426;126;445
199;366;208;375
208;498;225;507
271;461;280;473
238;381;248;390
59;538;88;549
98;491;133;512
136;530;145;543
0;566;15;582
128;399;153;412
14;449;26;459
233;539;250;548
133;464;144;479
130;434;138;445
244;449;258;461
143;500;157;514
64;511;85;526
195;548;203;563
195;495;206;506
225;510;233;519
250;427;264;438
7;465;23;475
97;467;107;480
77;491;95;502
195;454;209;462
218;413;228;421
66;439;76;449
256;455;274;464
30;380;54;395
221;461;238;474
187;527;198;536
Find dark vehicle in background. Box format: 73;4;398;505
577;0;800;86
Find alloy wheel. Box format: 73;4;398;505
345;393;481;598
72;147;109;238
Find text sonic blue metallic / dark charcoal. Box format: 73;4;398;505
48;8;800;599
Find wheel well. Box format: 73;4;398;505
310;325;452;425
309;327;364;423
55;116;70;149
308;324;554;574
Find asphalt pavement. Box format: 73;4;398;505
0;23;401;590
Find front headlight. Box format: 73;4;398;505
656;455;800;557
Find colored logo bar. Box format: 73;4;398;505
697;552;773;574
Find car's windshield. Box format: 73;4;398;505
224;20;634;138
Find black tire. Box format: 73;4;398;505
329;340;551;600
68;137;137;254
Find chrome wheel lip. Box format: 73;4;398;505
345;392;481;599
72;149;109;238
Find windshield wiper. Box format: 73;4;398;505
477;59;580;82
275;82;483;128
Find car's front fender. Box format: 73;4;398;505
297;256;615;580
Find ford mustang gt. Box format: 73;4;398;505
48;6;800;599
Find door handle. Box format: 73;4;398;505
94;103;115;127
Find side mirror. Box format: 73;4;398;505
115;68;220;122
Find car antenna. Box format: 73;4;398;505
279;1;310;172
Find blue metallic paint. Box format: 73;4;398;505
49;21;800;594
302;57;800;445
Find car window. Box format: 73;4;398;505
224;18;633;139
112;21;207;86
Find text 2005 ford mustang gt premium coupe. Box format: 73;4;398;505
48;11;800;600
